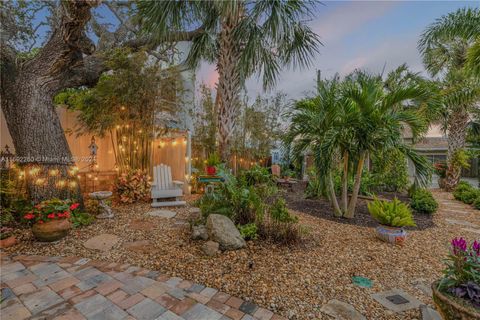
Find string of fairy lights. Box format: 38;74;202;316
16;164;80;188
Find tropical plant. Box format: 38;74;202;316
205;153;221;167
286;69;431;218
368;198;416;227
410;188;438;214
114;169;151;204
138;0;320;161
419;8;480;190
238;223;258;240
438;237;480;309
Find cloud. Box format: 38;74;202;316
312;1;398;45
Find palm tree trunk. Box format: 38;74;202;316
345;151;366;219
216;7;243;163
341;151;349;213
444;108;470;191
328;171;342;217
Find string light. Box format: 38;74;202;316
160;141;166;147
116;125;120;129
172;140;177;146
18;171;25;179
185;156;189;162
95;164;99;169
183;139;187;145
35;178;45;186
29;166;40;176
120;106;126;111
57;180;66;188
49;169;59;176
77;175;81;179
94;177;98;181
69;181;77;188
87;174;92;178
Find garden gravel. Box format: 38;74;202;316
4;190;479;319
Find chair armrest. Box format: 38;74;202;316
172;180;184;186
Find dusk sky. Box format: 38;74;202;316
197;1;480;100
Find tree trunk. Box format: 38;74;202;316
2;76;81;203
216;6;243;163
341;151;349;213
345;152;366;219
444;108;470;191
328;172;342;217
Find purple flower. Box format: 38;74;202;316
472;240;480;257
451;237;467;255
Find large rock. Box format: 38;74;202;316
192;225;208;240
206;214;246;250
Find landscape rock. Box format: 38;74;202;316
206;214;246;251
420;305;442;320
84;234;119;251
192;225;208;241
320;299;366;320
202;241;220;257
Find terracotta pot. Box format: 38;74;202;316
432;281;480;320
32;219;71;242
206;166;216;175
375;225;407;245
0;235;16;248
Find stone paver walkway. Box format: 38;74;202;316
0;254;284;320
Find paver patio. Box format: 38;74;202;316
0;254;285;320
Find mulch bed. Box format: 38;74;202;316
283;182;435;230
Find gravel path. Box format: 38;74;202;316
3;190;479;319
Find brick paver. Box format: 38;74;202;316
0;254;281;319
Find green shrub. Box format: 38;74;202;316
71;212;95;228
473;197;480;210
238;223;258;240
270;198;298;223
453;182;480;204
368;198;416;227
410;189;438;214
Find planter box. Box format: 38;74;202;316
432;281;480;320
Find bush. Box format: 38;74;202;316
368;198;416;227
238;223;258;240
453;182;480;204
474;197;480;210
115;169;151;203
410;189;438;214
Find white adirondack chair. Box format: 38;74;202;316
151;164;186;207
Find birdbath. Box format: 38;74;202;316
89;191;113;219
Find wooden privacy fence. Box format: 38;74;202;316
0;108;192;194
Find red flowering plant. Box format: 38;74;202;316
23;199;79;224
434;162;447;178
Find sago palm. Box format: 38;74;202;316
138;0;321;161
419;7;480;190
286;70;431;218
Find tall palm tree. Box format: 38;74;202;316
138;0;321;161
286;70;431;218
419;7;480;190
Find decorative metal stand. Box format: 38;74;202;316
89;191;114;219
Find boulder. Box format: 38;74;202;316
206;214;246;250
202;241;220;256
192;225;209;240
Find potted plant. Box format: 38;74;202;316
24;199;78;242
432;238;480;319
434;162;447;189
205;153;220;176
0;227;16;248
368;197;416;245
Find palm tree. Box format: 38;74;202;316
286;70;431;218
419;7;480;190
138;0;321;161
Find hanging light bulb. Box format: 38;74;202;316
172;140;177;146
49;169;59;176
185;156;189;162
57;180;66;187
69;181;77;188
35;178;45;186
29;166;40;176
183;139;187;145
